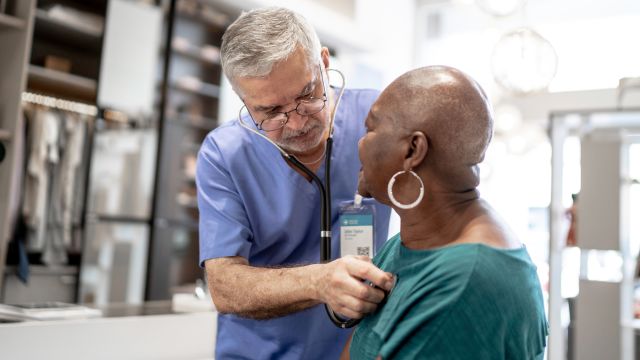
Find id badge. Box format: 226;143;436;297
339;194;376;258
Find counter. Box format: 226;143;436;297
0;301;217;360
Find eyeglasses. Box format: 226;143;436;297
243;64;328;132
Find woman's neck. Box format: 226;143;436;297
399;189;482;250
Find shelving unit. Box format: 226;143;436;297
0;12;26;30
27;64;97;102
33;9;102;50
167;111;218;130
548;110;640;360
170;77;220;99
0;129;11;141
27;1;106;104
1;0;108;304
0;0;37;296
145;0;235;300
174;1;230;29
171;37;220;66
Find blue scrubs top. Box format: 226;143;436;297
196;88;391;360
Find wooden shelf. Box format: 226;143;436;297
176;192;198;209
0;13;26;30
171;77;219;99
34;9;102;50
0;129;11;141
171;38;220;66
28;65;97;102
175;4;230;29
182;173;196;183
167;111;217;131
181;141;201;154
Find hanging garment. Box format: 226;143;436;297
22;108;60;252
43;113;87;265
22;107;90;266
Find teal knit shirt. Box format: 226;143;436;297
350;234;548;359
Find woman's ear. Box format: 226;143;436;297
403;131;428;171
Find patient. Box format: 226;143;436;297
344;66;548;359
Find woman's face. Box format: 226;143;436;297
357;100;403;204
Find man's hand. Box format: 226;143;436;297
313;255;394;319
205;255;393;319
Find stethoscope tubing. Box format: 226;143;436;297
237;67;360;328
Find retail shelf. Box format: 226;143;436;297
154;218;199;230
167;111;217;131
171;77;219;99
175;2;230;29
28;65;97;102
176;192;198;209
181;141;202;154
0;13;26;30
172;37;220;66
183;174;196;184
34;9;102;50
0;129;11;142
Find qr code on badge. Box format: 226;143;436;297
357;247;370;256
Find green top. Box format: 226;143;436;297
350;234;548;359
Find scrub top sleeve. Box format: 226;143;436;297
196;136;253;267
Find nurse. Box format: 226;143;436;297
196;7;393;360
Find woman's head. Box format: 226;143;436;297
357;66;493;209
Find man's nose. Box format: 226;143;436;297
285;110;307;131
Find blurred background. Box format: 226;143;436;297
0;0;638;359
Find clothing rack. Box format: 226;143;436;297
10;91;98;303
22;91;98;117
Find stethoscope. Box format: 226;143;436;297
237;66;361;328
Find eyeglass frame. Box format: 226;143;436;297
240;63;328;132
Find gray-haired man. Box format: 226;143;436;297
196;7;393;359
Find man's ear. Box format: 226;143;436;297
321;47;330;68
403;131;428;171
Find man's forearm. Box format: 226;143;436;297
206;257;322;319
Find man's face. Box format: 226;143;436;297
235;47;329;155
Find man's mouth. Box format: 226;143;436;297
283;125;316;142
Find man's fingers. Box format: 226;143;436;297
339;275;386;303
354;255;372;263
345;258;394;291
333;296;379;319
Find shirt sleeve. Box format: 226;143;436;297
375;250;480;360
196;135;253;267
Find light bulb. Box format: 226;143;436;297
491;28;558;94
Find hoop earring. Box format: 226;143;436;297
387;170;424;210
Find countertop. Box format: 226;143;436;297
0;301;217;360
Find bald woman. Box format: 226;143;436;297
342;66;548;359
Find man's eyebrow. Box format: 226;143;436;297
298;79;315;96
253;79;315;112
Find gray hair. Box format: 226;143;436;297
221;7;322;83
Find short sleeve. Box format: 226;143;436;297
196;135;253;266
